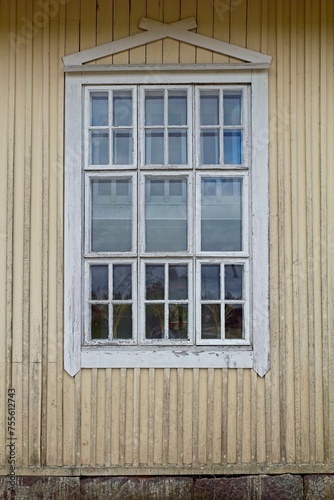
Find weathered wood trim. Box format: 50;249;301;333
64;63;270;73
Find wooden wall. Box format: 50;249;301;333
1;0;334;475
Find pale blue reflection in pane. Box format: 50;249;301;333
168;92;187;125
200;93;219;125
201;265;220;300
91;92;108;126
113;265;132;300
223;92;242;125
113;130;132;165
201;177;242;251
145;130;164;164
201;130;219;164
113;92;132;126
145;92;164;125
146;178;187;252
91;178;132;252
224;130;242;164
91;131;109;165
91;265;108;300
168;130;187;164
225;265;243;300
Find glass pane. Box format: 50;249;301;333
146;178;187;252
145;130;164;164
225;265;243;300
224;130;242;164
113;304;132;339
113;130;132;164
146;265;165;300
168;92;187;125
201;265;220;300
223;92;242;125
91;265;108;300
200;130;219;164
200;92;219;125
169;304;188;339
168;130;187;164
145;91;164;125
113;91;132;126
91;304;109;339
113;265;132;300
91;131;109;165
169;265;188;300
91;178;132;252
225;304;243;339
146;304;164;339
201;177;242;251
91;92;108;126
201;304;221;339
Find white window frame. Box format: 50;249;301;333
64;67;269;377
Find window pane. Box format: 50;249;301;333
201;177;242;251
91;178;132;252
200;92;219;125
91;265;108;300
113;130;132;164
91;131;109;165
91;304;109;339
201;265;220;300
224;130;242;164
168;92;187;125
169;304;188;339
91;92;108;126
223;92;242;125
145;130;164;164
113;265;132;300
113;304;132;339
146;265;165;300
168;130;187;164
225;304;243;339
113;91;132;126
200;130;219;164
201;304;221;339
169;265;188;300
225;265;243;300
146;304;164;339
146;178;187;252
145;91;164;125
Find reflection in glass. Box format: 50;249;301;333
168;92;187;125
91;304;109;339
113;265;132;300
91;131;109;165
113;130;132;164
146;304;164;339
225;265;243;300
200;130;219;164
200;92;219;125
201;304;221;339
146;265;165;300
113;92;132;126
145;130;164;164
201;265;220;300
91;178;132;252
146;178;187;252
91;265;108;300
225;304;243;339
223;92;242;125
150;179;164;196
91;92;108;126
168;130;187;164
224;130;242;164
113;304;132;339
169;304;188;339
145;92;164;125
201;177;242;251
169;265;188;300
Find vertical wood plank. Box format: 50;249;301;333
163;0;180;63
206;369;214;465
125;369;134;465
113;0;130;64
241;370;251;464
96;370;106;465
96;0;113;64
180;0;197;63
198;369;208;464
90;368;98;467
227;369;237;463
133;368;140;467
104;369;112;466
80;0;96;52
129;0;146;64
81;370;92;465
62;371;76;465
177;368;184;465
147;368;155;466
119;368;127;466
212;0;230;63
221;369;228;464
236;369;243;464
154;369;163;464
162;368;171;465
196;0;213;63
146;0;163;64
139;369;149;465
111;369;120;465
168;369;178;465
183;369;193;464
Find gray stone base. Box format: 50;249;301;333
1;474;334;499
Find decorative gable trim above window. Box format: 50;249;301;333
63;19;271;378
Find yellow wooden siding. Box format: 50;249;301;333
1;0;334;475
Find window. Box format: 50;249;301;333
64;68;269;376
